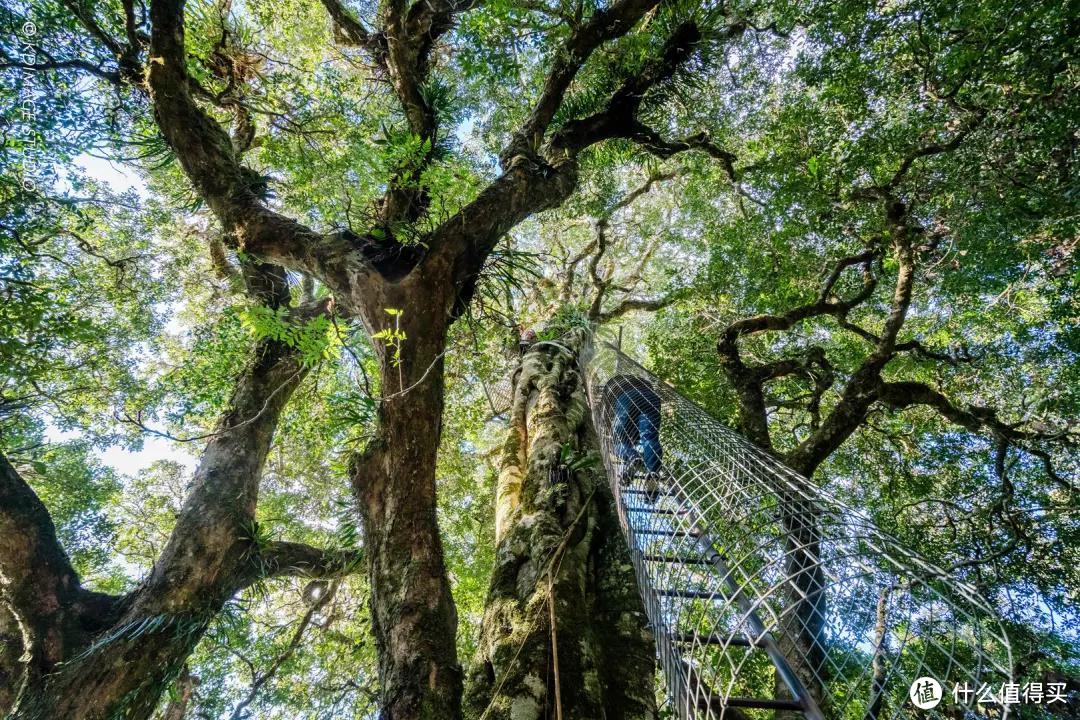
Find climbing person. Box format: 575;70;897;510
518;326;537;356
602;373;664;501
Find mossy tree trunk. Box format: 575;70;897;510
465;331;657;720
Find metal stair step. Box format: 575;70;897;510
723;698;804;711
641;553;710;565
656;588;716;600
624;506;681;514
635;529;696;538
683;662;813;717
672;631;756;647
622;488;680;498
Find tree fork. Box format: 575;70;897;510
2;290;347;719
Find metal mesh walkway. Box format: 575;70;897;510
581;338;1012;719
485;334;1013;718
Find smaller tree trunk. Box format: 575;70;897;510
351;302;462;720
9;333;307;720
465;332;656;720
716;349;828;712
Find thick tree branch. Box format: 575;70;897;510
629;127;740;183
144;0;385;305
244;541;363;587
548;21;705;157
595;295;678;322
719;248;877;344
877;380;1075;489
426;19;711;313
870;200;917;361
366;0;479;224
716;342;773;450
423;154;580;316
115;263;314;608
504;0;665;159
0;454;77;608
53;0;391;309
384;0;474;136
423;20;707;310
782;222;913;475
59;0;124;57
0;454;124;678
319;0;385;56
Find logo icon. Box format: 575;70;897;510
910;676;943;710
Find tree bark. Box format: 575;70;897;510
6;330;308;720
350;282;462;720
773;495;828;717
465;332;656;720
0;603;26;712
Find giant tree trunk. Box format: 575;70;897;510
464;332;657;720
350;281;462;720
3;331;308;720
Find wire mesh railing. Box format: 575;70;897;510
579;335;1013;720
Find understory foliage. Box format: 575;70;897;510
0;0;1077;716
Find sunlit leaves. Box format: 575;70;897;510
240;305;340;367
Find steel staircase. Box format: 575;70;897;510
580;336;1013;720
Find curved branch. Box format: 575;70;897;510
558;238;597;305
386;0;475;135
629;127;740;184
548;21;706;158
428;20;711;310
838;318;980;366
722;208;912;475
146;0;378;298
245;542;363;587
505;0;666;159
579;171;677;319
0;454;124;679
55;0;144;83
877;380;1075;489
0;46;121;84
719;248;877;344
366;0;479;224
595;294;678;322
851;117;983;199
319;0;384;55
227;581;339;720
59;0;123;57
870;200;916;361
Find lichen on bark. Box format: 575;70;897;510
465;330;656;720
